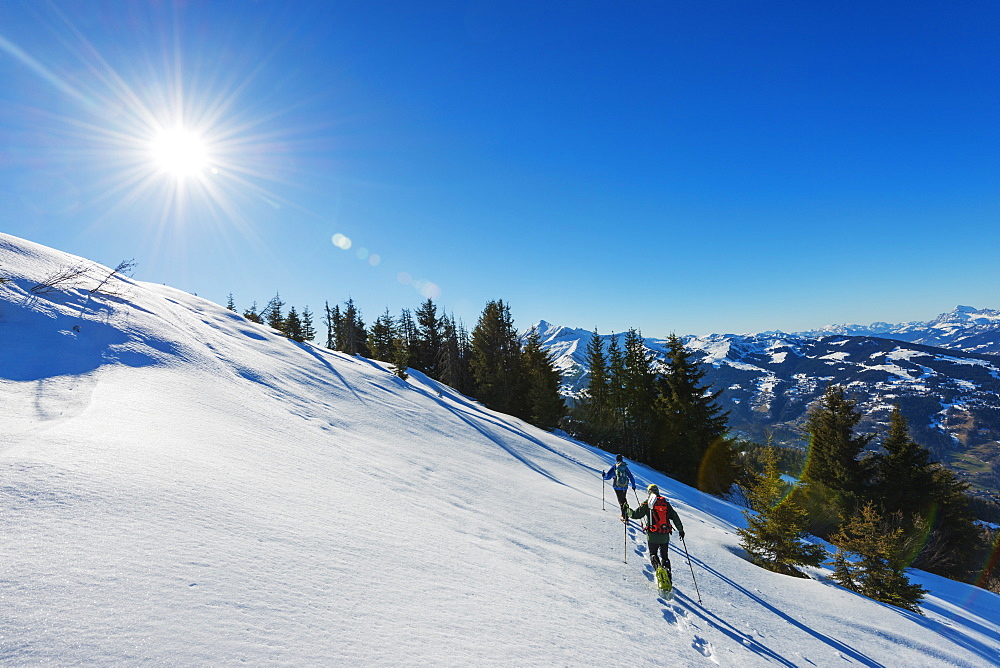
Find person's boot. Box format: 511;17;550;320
650;555;661;571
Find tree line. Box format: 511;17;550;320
565;327;996;608
228;293;997;606
738;385;996;611
227;293;565;432
567;329;734;494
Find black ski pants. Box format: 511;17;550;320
613;488;628;517
649;540;671;573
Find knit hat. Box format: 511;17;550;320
615;454;623;463
647;483;659;494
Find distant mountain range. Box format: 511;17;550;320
532;306;1000;496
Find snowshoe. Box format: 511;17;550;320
655;566;673;597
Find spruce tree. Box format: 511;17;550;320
915;466;980;579
831;502;927;613
469;299;526;418
226;293;236;311
284;306;304;342
873;407;934;508
243;301;263;324
456;318;474;395
522;328;566;430
414;298;443;378
341;298;368;356
606;333;626;445
323;301;339;350
620;328;658;460
802;385;874;495
652;334;729;486
438;314;472;395
396;308;417;369
301;306;316;342
264;292;286;334
737;445;825;577
389;337;409;380
369;308;397;362
574;330;613;447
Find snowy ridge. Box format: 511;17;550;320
530;318;1000;476
2;232;999;666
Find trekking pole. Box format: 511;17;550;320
602;476;606;511
624;517;628;563
680;534;702;605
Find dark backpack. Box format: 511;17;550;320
647;496;673;534
613;463;629;488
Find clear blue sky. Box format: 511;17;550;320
2;1;997;336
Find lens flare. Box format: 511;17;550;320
331;233;352;250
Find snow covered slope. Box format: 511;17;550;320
2;233;998;666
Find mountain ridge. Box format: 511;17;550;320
530;309;1000;496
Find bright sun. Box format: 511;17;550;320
150;128;209;179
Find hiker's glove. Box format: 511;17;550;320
631;484;636;491
679;531;686;539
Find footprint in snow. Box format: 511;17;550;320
692;636;718;663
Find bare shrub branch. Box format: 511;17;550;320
30;263;91;294
90;258;137;296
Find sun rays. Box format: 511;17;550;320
0;7;302;245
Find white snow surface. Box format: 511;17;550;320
2;233;999;667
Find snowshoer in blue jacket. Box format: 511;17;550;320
603;454;636;520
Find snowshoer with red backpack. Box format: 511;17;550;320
603;454;636;521
629;483;685;592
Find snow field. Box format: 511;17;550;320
2;232;999;666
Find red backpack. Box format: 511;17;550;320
647;495;673;534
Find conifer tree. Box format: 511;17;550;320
737;445;826;577
243;301;263;324
389;337;409;380
870;407;935;514
301;306;316;342
802;385;874;495
652;334;729;486
369;308;397;362
574;330;613;447
606;333;626;444
414;298;443;378
396;308;417;369
456;318;474;394
323;301;339;350
264;292;286;334
620;328;658;460
226;293;236;311
438;313;472;395
341;298;368;356
469;299;526;418
521;328;566;430
915;466;980;579
284;306;304;342
831;502;927;613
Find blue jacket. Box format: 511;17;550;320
603;462;635;491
